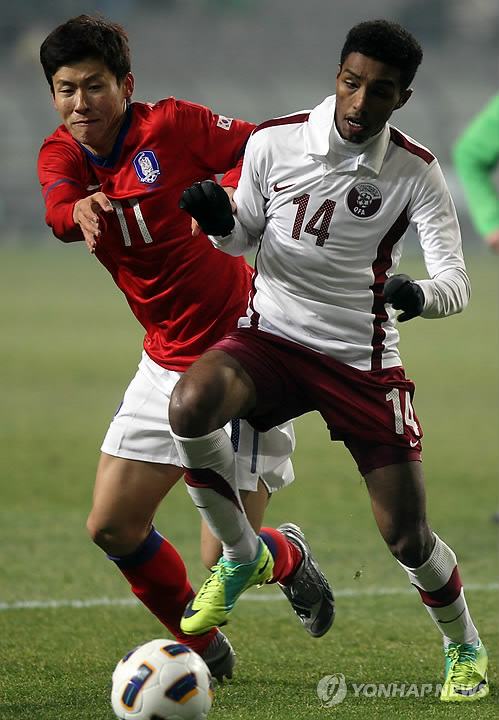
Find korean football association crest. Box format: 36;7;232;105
133;149;162;184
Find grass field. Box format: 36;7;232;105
2;245;498;719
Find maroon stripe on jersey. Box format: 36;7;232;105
249;252;261;327
413;565;463;608
254;113;311;135
389;127;435;164
370;205;410;370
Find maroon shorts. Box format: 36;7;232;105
212;328;422;476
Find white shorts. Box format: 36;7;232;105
101;351;295;493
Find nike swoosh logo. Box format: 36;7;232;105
258;557;270;574
86;183;104;191
409;439;419;447
273;182;295;192
182;602;199;618
437;607;466;624
455;678;488;696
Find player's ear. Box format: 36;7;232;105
123;72;134;100
394;88;412;110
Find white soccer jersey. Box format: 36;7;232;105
212;95;470;371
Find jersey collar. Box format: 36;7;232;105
77;103;133;168
305;94;390;176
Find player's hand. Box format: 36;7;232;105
178;180;235;237
191;187;236;236
383;273;424;322
73;192;114;253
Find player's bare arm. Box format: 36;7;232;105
73;191;114;253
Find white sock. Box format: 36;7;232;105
172;428;259;563
398;533;479;648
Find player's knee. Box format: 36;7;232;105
86;513;115;550
385;523;433;567
169;378;213;436
86;512;144;556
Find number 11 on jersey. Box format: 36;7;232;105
111;198;153;246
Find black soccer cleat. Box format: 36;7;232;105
277;523;335;638
199;628;236;682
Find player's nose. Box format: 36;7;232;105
352;87;368;112
73;88;89;112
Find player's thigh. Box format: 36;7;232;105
171;349;258;434
88;453;184;553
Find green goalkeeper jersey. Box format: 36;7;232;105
452;94;499;237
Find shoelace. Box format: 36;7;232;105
445;644;478;684
196;562;237;601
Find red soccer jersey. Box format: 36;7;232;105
38;98;255;370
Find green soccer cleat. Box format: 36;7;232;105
181;538;274;635
440;640;489;702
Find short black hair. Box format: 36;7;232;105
340;19;423;91
40;14;131;92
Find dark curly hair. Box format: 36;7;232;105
40;14;131;92
340;19;423;91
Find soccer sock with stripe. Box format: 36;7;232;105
108;526;217;654
172;428;260;563
398;533;479;648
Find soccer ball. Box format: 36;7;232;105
111;639;214;720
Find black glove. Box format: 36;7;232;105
178;180;235;237
383;273;424;322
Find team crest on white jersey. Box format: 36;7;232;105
133;150;162;184
347;183;382;218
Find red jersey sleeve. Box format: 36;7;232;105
169;99;254;188
37;129;91;242
221;154;246;189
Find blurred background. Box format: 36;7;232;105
1;0;498;247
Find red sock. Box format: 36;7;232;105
260;527;302;585
109;527;216;653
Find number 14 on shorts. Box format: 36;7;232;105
386;388;421;440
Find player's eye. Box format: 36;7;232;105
373;87;391;98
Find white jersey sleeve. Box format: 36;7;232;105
210;132;265;255
210;215;259;255
410;160;471;317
